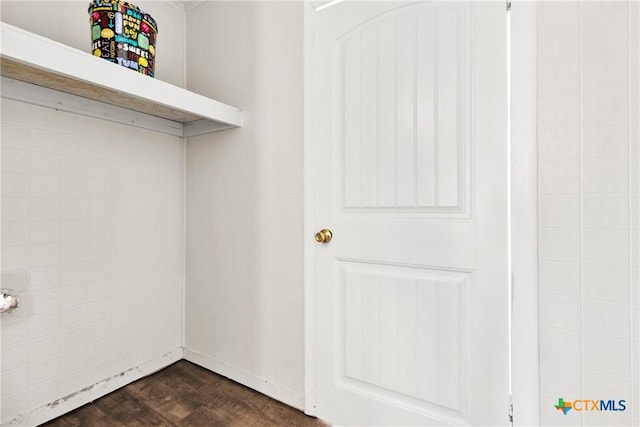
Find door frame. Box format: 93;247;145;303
303;0;319;416
508;3;540;426
302;1;539;424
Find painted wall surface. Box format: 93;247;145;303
537;2;639;426
0;0;185;86
0;99;184;424
184;1;305;409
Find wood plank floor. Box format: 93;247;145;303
41;360;328;427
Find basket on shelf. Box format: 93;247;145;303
88;0;158;77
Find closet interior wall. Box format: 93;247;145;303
537;2;639;426
183;1;306;409
0;1;186;424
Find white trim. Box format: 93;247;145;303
509;2;540;425
303;0;318;417
2;348;184;427
507;2;513;404
0;108;2;425
182;138;188;350
183;348;305;410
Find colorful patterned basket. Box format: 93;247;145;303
88;0;158;77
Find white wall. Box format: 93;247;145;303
184;1;305;409
537;2;639;426
0;0;186;87
0;99;184;425
0;2;186;424
0;0;306;418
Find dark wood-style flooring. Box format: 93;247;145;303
41;360;327;427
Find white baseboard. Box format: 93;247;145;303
4;347;184;427
4;347;306;426
183;348;305;410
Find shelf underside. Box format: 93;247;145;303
2;57;202;124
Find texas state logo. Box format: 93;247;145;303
555;397;627;415
554;398;573;415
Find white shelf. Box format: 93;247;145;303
0;22;242;137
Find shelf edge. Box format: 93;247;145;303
0;22;243;128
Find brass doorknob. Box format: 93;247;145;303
314;229;332;244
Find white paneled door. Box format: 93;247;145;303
311;1;509;425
